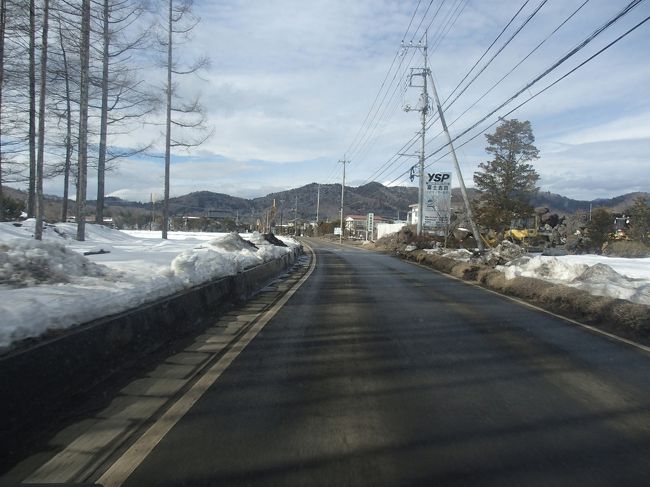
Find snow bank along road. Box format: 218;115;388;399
0;221;300;350
4;238;650;486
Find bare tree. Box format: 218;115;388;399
34;0;50;239
27;0;36;217
0;0;6;220
94;0;154;225
75;0;90;241
160;0;211;239
56;12;75;221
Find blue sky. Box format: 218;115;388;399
42;0;650;202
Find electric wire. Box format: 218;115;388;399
376;0;631;186
330;0;452;185
348;0;452;169
401;12;650;187
386;2;648;186
341;0;425;161
361;1;467;184
362;0;536;184
441;0;549;110
435;0;591;147
430;0;470;52
443;0;531;106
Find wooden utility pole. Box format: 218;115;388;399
339;157;348;244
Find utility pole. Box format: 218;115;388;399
150;193;155;230
315;184;320;236
402;33;429;236
294;195;298;236
426;70;483;251
339;157;348;244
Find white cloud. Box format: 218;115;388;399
553;112;650;146
24;0;650;203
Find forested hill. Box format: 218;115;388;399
5;184;648;222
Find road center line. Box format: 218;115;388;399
97;245;316;487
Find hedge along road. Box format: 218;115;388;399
111;238;650;486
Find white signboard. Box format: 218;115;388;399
334;227;342;235
424;172;452;230
366;213;374;240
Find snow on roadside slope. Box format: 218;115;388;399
0;221;299;349
498;254;650;305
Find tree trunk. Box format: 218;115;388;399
59;19;72;222
162;0;172;239
28;0;36;217
34;0;49;240
76;0;91;241
0;0;6;221
96;0;110;225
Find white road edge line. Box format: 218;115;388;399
406;259;650;355
97;244;316;487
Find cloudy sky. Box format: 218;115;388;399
42;0;650;202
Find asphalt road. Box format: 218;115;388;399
119;238;650;486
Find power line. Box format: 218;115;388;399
386;3;648;186
443;0;532;106
342;1;428;160
430;0;470;52
341;0;458;177
362;0;537;184
441;0;549;110
375;0;639;187
436;0;592;143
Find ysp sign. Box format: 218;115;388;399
423;171;452;231
427;173;451;183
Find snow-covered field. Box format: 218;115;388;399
497;254;650;306
435;243;650;306
0;220;300;349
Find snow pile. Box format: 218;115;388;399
0;240;114;287
442;248;473;262
484;240;527;263
499;256;588;282
0;222;299;349
205;232;258;252
498;255;650;305
170;233;263;285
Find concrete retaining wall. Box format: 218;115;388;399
0;249;300;443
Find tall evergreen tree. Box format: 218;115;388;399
628;196;650;245
473;118;540;231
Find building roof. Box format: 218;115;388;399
345;214;389;221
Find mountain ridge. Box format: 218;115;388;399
4;184;648;223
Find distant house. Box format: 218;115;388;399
65;215;114;225
407;204;419;225
344;214;389;239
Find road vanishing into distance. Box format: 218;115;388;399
4;238;650;486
